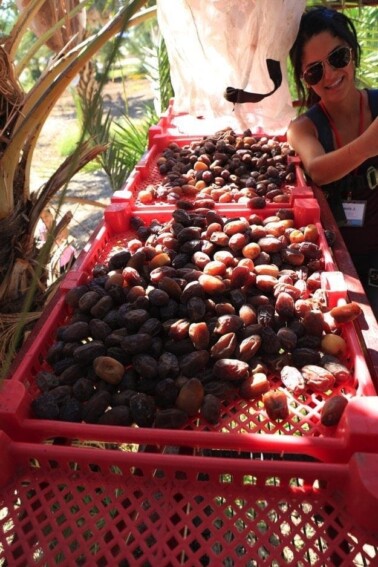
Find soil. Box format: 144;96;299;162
31;78;154;251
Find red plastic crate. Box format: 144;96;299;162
147;98;222;143
58;198;330;286
1;201;377;462
112;133;314;209
0;431;378;566
147;98;294;144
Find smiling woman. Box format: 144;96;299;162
287;6;378;319
301;45;353;86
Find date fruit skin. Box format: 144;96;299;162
321;395;348;426
98;406;132;426
154;408;189;429
280;365;305;393
210;333;238;359
94;356;125;385
175;378;204;416
262;390;289;421
301;365;335;392
129;393;156;427
321;357;352;385
201;394;222;424
330;302;362;324
239;372;270;399
213;359;250;382
320;334;346;357
82;391;112;424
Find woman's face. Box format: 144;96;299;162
302;31;354;102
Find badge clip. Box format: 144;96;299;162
367;166;378;190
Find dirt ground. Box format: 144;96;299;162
31;79;154;251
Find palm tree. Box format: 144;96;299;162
0;0;155;368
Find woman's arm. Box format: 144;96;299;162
287;115;378;186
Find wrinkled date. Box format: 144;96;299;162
32;206;355;431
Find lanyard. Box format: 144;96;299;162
319;90;364;151
319;91;364;195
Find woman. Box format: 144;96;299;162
287;6;378;318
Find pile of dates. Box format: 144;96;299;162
32;208;361;429
137;129;296;208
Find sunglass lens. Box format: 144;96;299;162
329;46;351;68
303;63;323;86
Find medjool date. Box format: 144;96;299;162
130;393;156;427
78;291;102;313
36;371;60;392
94;356;125;385
240;372;270;399
263;389;289;420
179;350;209;377
210;333;238;359
121;333;152;354
213;359;250;382
31;392;60;419
89;319;112;341
72;378;95;401
155;378;179;408
154;408;188;429
188;322;210;350
82;391;111;423
280;365;305;393
201;394;221;424
321;395;348;426
90;295;114;318
59;398;83;422
61;321;89;342
132;354;159;380
73;341;107;365
175;378;204;416
98;406;132;426
59;363;84;385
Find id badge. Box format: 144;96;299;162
341;200;366;227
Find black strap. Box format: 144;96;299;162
367;89;378;119
224;59;282;104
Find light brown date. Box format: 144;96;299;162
262;390;289;420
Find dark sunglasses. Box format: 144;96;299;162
302;45;353;86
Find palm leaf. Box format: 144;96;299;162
0;1;155;218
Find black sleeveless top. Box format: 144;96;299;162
305;89;378;255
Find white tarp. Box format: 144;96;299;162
157;0;306;134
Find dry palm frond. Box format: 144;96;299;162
0;311;42;366
15;0;86;54
0;45;24;154
28;140;108;236
0;46;23;104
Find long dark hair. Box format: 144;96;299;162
290;6;361;109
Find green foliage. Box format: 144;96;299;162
76;73;157;191
125;16;173;114
0;0;18;34
101;104;158;191
156;36;174;113
348;7;378;87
